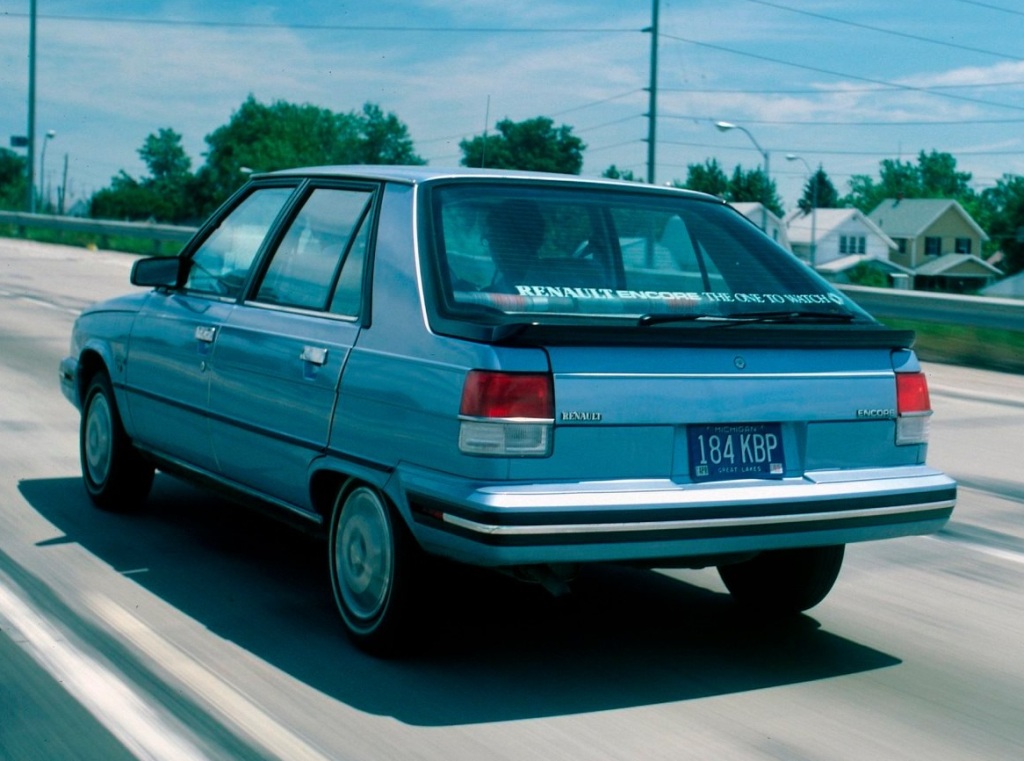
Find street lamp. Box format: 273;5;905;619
39;129;56;212
715;121;770;232
786;153;817;267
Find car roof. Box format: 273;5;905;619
260;165;724;202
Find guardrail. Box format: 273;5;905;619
0;210;198;254
838;284;1024;333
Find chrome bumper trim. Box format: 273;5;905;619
441;499;956;537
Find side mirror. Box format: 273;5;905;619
131;256;186;288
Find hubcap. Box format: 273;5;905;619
84;393;113;486
334;488;393;623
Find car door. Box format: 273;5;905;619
206;184;376;510
125;184;297;470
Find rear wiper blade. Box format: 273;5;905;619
712;310;858;327
638;310;856;327
637;313;707;326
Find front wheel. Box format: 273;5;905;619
80;373;154;511
328;485;420;655
717;545;845;614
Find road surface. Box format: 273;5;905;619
1;238;1022;760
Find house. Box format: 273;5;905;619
814;254;914;287
785;207;896;268
911;253;1002;292
729;202;791;251
982;270;1024;299
867;198;996;292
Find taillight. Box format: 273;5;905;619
459;371;553;456
895;371;932;445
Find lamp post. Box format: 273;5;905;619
786;153;817;267
715;121;770;232
39;129;56;212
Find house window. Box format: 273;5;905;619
955;238;972;254
925;236;942;256
840;235;866;255
897;238;909;254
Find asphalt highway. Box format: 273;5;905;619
1;238;1022;760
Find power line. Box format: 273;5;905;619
659;80;1024;95
658;32;1024;113
659;138;1024;158
738;0;1023;61
659;114;1024;127
550;89;646;117
948;0;1024;16
5;12;638;34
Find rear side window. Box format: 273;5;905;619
431;184;861;322
254;187;374;314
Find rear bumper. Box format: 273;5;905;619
396;465;956;566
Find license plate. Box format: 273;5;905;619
687;423;785;482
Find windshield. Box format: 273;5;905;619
429;183;872;325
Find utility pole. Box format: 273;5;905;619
644;0;659;185
26;0;37;212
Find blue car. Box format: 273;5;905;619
61;167;956;653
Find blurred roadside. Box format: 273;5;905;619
882;318;1022;376
925;361;1024;407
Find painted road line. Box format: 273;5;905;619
0;580;210;761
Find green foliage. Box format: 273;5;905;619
880;317;1024;374
843;150;974;213
460;117;585;175
727;165;784;218
845;262;891;288
602;165;639;181
979;174;1024;275
681;159;782;215
683;159;728;197
140;127;192;181
91;129;200;223
202;97;424;213
798;167;840;213
0;148;27;210
86;96;425;224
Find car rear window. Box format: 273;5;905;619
429;183;868;324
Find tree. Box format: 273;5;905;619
683;159;729;197
355;103;423;165
980;175;1024;275
459;117;585;174
918;150;972;198
602;165;639;182
728;165;783;218
798;167;840;213
0;148;27;210
90;128;198;223
201;96;424;210
140;128;192;182
844;150;974;212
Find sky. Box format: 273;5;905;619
2;0;1024;212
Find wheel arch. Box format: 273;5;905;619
308;459;403;526
76;348;112;405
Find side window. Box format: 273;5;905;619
330;211;371;316
255;187;373;312
185;187;294;297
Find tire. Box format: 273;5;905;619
328;485;419;656
80;373;154;511
717;545;845;614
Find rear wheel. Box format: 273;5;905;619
80;373;154;511
328;485;419;655
717;545;845;614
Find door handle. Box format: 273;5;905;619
194;325;217;343
300;346;328;366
